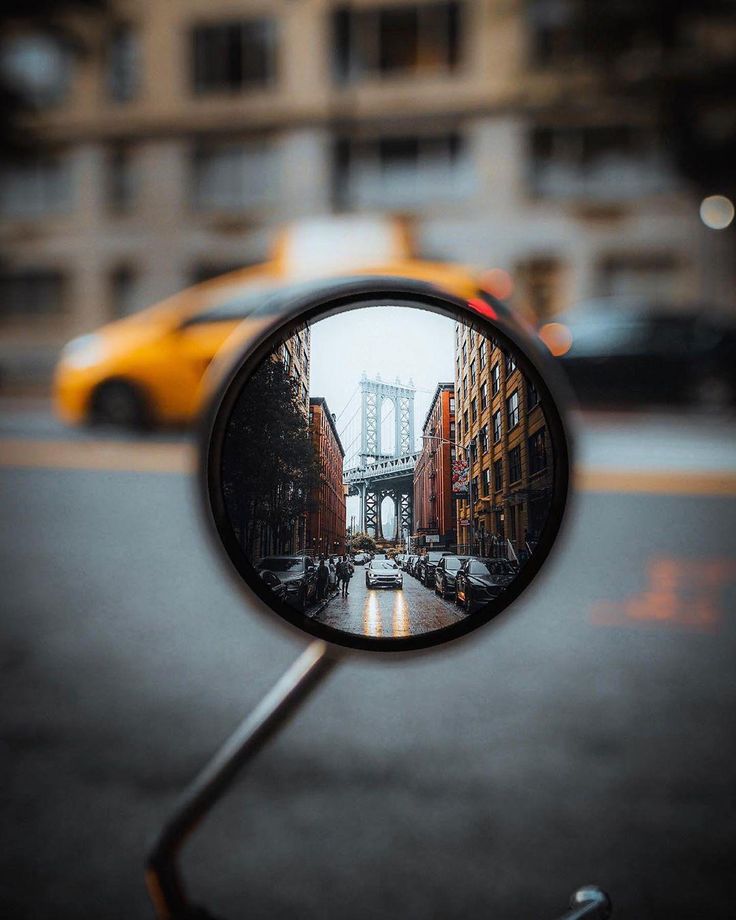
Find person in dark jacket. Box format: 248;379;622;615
316;557;329;600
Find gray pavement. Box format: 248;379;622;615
1;407;736;920
311;565;467;637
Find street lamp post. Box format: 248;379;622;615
421;434;475;555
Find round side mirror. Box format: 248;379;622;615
200;277;571;653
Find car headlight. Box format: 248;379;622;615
61;333;107;370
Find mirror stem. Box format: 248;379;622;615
145;640;340;919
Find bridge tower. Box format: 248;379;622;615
355;374;416;541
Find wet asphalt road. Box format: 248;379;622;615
1;406;736;920
312;565;466;637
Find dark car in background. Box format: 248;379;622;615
540;301;736;409
404;554;419;575
418;551;453;587
255;555;317;611
434;555;469;599
455;557;518;614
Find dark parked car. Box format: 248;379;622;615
541;301;736;408
419;551;452;587
405;554;419;575
434;555;469;599
255;555;317;611
455;557;517;614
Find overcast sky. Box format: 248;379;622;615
309;305;456;463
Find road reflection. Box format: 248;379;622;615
362;590;383;637
392;591;411;637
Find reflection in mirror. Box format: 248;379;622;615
220;305;558;643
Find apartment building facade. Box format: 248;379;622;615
1;0;729;387
307;396;346;558
454;321;553;556
413;381;456;548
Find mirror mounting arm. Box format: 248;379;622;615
145;640;340;920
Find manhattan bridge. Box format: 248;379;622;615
338;373;420;542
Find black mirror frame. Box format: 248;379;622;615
199;277;572;654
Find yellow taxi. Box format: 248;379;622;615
53;216;496;427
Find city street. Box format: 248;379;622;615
1;403;736;919
310;564;467;637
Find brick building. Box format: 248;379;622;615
413;382;456;549
454;323;553;558
307;397;346;559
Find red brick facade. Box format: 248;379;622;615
307;397;346;558
413;382;457;548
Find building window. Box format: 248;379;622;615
107;144;137;213
457;419;462;441
479;424;488;454
450;421;456;440
192;139;278;211
109;265;140;317
282;343;291;373
332;2;462;83
463;409;469;431
506;390;519;429
480;381;488;410
192;20;277;94
493;458;503;492
479;339;486;369
106;23;139;102
462;376;468;398
528;427;547;475
504;350;517;376
471;475;478;501
481;467;490;496
527;379;540;409
0;269;65;321
449;396;455;413
461;342;467;365
508;445;522;484
491;362;500;396
0;154;72;218
530;123;672;201
471;397;477;423
492;409;502;443
334;132;468;209
470;359;476;384
0;34;71;108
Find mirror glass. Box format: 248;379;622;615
212;300;565;650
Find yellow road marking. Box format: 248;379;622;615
576;467;736;496
0;437;194;474
1;437;736;496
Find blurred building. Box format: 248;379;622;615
454;322;553;557
0;0;732;388
413;381;456;548
307;396;346;558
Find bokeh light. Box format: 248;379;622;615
699;195;734;230
480;268;514;300
538;322;573;357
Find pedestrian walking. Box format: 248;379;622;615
339;555;353;597
316;557;329;600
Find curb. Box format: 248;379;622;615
305;588;340;620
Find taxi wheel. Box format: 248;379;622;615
91;380;150;429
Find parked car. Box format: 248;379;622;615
434;555;469;599
419;551;453;587
254;555;317;611
540;300;736;409
394;553;407;568
352;552;369;565
455;557;517;614
365;559;403;590
405;554;419;575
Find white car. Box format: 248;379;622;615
365;560;403;589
